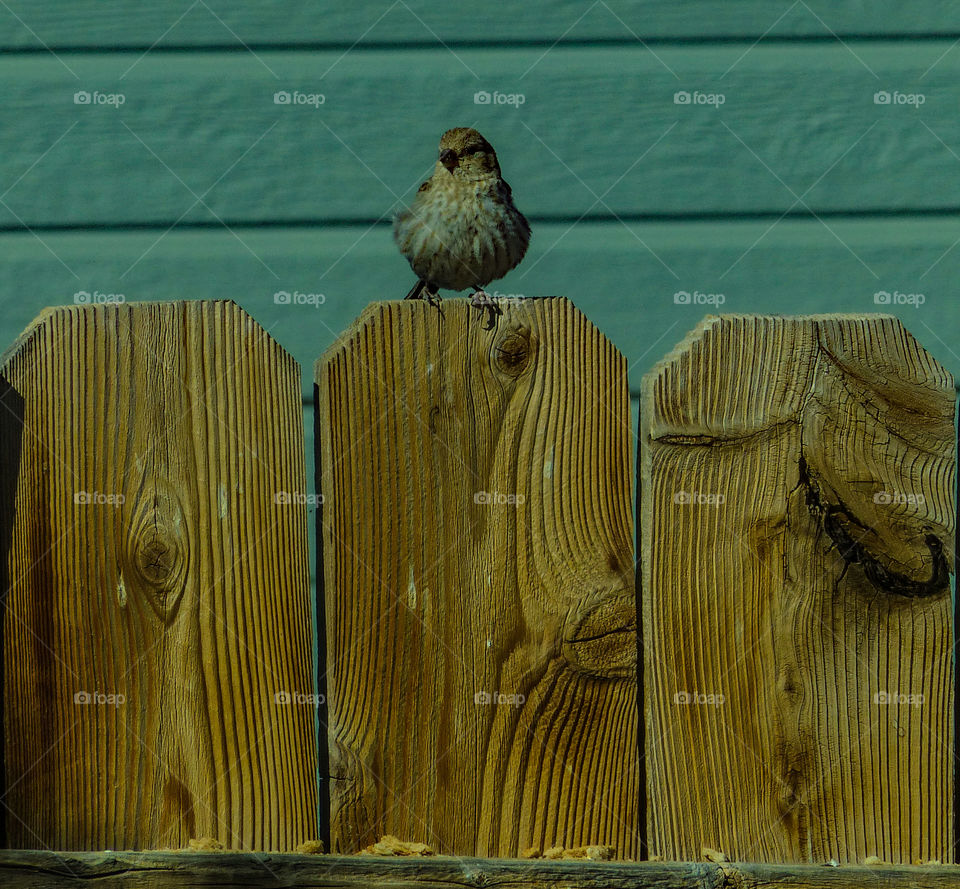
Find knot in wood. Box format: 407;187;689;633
125;486;188;619
493;330;532;377
798;456;948;598
135;530;178;586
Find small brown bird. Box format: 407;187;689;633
393;127;531;324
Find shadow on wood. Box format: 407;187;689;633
0;374;23;849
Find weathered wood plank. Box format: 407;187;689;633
641;314;955;863
4;44;960;226
316;299;637;856
0;300;317;850
0;1;958;48
1;851;959;888
0;220;958;402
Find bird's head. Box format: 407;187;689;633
436;127;501;181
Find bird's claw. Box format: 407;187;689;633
404;280;444;318
404;279;442;304
470;290;502;330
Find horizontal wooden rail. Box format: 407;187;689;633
0;851;958;888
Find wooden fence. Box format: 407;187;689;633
0;299;955;883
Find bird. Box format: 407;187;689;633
393;127;531;326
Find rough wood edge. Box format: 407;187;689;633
312;296;579;378
639;311;955;441
0;299;299;372
640;312;954;394
0;851;957;887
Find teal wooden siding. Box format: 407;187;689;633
2;2;959;541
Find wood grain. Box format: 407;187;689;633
316;298;637;857
0;300;317;850
640;314;955;863
1;851;959;888
0;1;958;48
4;44;960;227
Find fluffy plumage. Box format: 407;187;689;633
393;128;531;308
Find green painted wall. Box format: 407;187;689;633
2;2;958;572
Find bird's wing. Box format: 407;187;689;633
394;179;431;228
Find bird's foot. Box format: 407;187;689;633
470;289;502;330
403;279;426;300
404;280;443;309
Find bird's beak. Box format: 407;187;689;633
439;148;458;171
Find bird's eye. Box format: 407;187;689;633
462;146;484;156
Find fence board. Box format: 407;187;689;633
640;314;955;863
4;44;960;227
0;1;958;49
316;298;637;856
0;300;317;850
